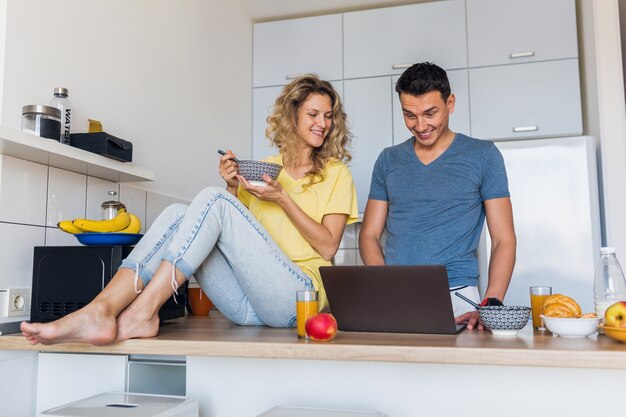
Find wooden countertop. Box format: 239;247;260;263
2;313;626;369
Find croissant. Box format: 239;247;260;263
542;294;582;318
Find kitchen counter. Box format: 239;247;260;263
2;312;626;369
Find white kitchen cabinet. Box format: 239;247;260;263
469;59;582;140
466;0;578;67
343;0;467;79
253;14;342;87
0;351;37;417
252;86;282;160
36;352;127;414
343;77;393;213
392;69;470;144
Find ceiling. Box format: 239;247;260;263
237;0;431;22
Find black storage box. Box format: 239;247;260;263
30;246;186;323
69;132;133;162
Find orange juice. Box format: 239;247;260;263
296;299;319;338
531;293;550;328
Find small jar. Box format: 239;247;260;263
101;191;124;220
21;105;62;140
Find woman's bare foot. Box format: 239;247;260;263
115;303;160;342
20;302;117;346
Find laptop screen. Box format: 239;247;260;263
320;265;465;335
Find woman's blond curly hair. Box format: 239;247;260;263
265;74;352;186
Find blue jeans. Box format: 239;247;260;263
119;186;312;327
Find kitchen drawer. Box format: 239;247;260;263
253;14;342;87
343;0;467;79
467;0;578;67
469;59;582;140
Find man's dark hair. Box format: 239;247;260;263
395;62;451;101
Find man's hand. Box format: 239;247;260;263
455;310;485;331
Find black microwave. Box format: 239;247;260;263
30;246;186;323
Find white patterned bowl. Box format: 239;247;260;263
238;160;282;186
479;306;531;336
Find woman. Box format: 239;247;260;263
21;75;358;345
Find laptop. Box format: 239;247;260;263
320;265;467;335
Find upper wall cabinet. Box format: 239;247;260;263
466;0;578;67
469;59;582;140
253;15;343;87
343;0;467;79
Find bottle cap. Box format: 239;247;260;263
601;247;616;254
53;87;69;96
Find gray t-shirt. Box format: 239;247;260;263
368;133;510;287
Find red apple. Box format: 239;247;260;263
305;313;338;341
604;301;626;328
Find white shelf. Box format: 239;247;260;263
0;125;155;182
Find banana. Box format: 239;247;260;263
117;213;142;234
58;220;83;234
72;208;131;233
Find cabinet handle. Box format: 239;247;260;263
513;126;539;132
392;64;412;70
509;51;535;59
285;74;301;80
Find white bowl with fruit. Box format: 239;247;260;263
540;294;600;338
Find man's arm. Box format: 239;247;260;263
483;197;516;301
456;196;515;330
358;199;388;265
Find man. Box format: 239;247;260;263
359;62;516;330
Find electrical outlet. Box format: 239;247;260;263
6;288;29;317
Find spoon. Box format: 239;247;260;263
454;292;481;309
218;149;240;163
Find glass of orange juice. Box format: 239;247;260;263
296;289;319;339
530;286;552;330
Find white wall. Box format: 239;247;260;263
0;0;7;123
0;0;253;201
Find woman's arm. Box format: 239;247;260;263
238;174;348;261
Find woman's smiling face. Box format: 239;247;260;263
295;93;333;149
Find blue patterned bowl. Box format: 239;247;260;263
237;160;283;186
479;306;531;336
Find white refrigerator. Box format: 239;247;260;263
478;136;602;313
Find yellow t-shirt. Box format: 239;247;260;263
237;154;359;310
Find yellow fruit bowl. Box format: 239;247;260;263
599;324;626;343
